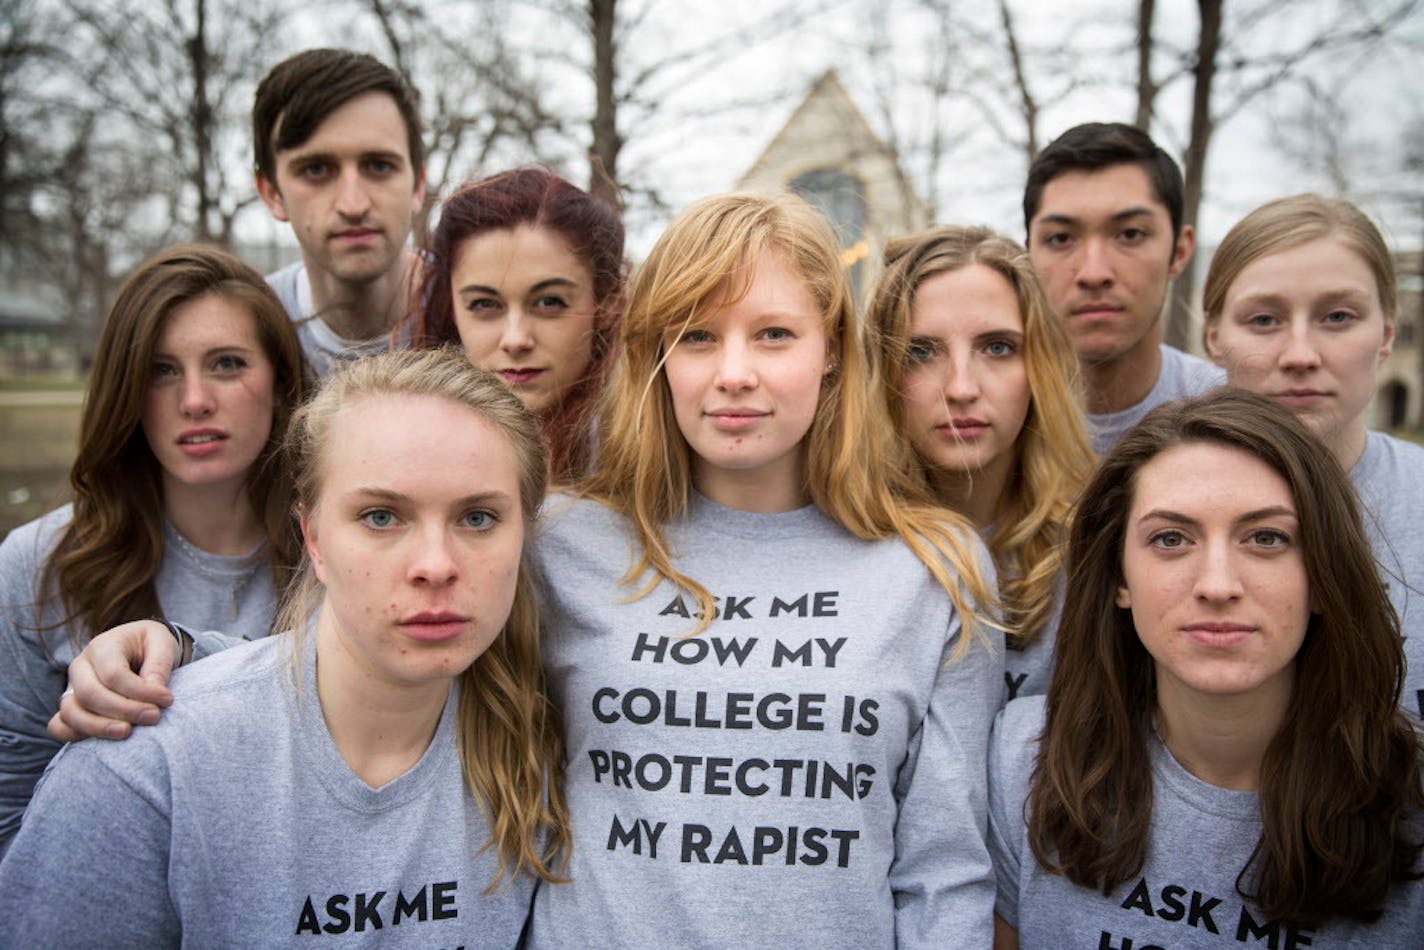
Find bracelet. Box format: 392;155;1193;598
157;618;195;668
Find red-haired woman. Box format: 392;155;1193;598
415;167;625;481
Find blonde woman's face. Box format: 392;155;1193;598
301;393;525;691
1206;237;1392;461
662;249;828;510
900;264;1031;489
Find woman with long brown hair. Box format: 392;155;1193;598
867;226;1093;702
990;389;1423;946
0;245;306;856
414;167;624;481
0;350;569;944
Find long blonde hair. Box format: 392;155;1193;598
867;226;1093;643
275;349;568;887
578;193;997;650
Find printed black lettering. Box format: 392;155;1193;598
659;595;692;618
353;891;386;932
773;758;805;796
770;594;808;617
800;827;828;865
855;699;879;736
607;813;667;856
714;827;749;864
753;827;783;864
724;692;753;729
1186;891;1221;933
1284;928;1315;949
670;637;709;665
812;591;839;616
682;823;712;862
722;595;755;620
674;754;701;792
830;828;859;867
611;750;632;787
1005;671;1028;701
1413;687;1422;719
757;693;794;728
630;632;667;663
1157;884;1186;922
589;749;610;781
1096;934;1164;950
323;894;351;934
1235;906;1279;945
821;762;855;800
711;637;757;667
817;637;846;667
592;687;618;723
1120;877;1155;916
392;886;428;924
662;691;691;727
735;758;770;796
772;639;815;667
704;756;733;795
622;688;659;724
431;882;457;921
296;897;321;935
635;753;672;791
797;693;825;730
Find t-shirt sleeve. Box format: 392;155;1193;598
0;738;178;945
0;523;66;857
888;609;1004;947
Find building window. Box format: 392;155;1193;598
789;168;868;296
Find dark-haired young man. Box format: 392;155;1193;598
1024;122;1223;452
253;49;425;377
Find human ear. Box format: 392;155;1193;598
1203;317;1225;363
300;507;327;585
1167;224;1196;280
255;171;290;223
1115;585;1132;609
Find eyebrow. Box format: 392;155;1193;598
457;277;580;297
151;345;254;360
1228;287;1374;310
1034;207;1157;229
1136;505;1297;528
348;487;515;508
283;148;406;166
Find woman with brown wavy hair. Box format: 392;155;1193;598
0;350;569;945
0;244;305;856
989;389;1423;947
866;226;1093;702
413;167;625;482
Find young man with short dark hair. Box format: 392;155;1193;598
1024;122;1222;452
253;49;426;377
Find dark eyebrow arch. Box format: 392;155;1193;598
350;487;514;508
1035;207;1155;229
1137;505;1297;528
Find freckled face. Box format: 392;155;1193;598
302;393;526;691
900;264;1031;488
662;250;828;506
1117;442;1310;708
452;225;601;416
1206;237;1393;460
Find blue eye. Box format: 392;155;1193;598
1321;309;1355;326
360;509;397;529
462;509;497;530
761;326;793;342
984;339;1017;358
906;338;938;364
213;354;247;373
679;329;714;345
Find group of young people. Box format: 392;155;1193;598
0;46;1419;948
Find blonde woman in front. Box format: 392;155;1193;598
867;226;1094;702
0;351;568;946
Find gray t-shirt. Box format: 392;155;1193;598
0;505;275;857
1089;344;1225;453
1352;429;1424;720
526;493;1005;948
0;631;535;947
1004;578;1063;704
989;697;1424;948
266;260;408;378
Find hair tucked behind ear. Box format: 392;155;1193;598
1029;388;1422;925
578;192;998;652
277;348;570;888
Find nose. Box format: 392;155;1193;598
408;525;458;586
334;167;372;219
1279;323;1322;373
942;352;981;406
179;374;216;418
1193;538;1243;605
714;338;757;392
499;311;534;355
1075;237;1114;290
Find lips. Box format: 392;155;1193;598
937;418;989;439
706;408;769;433
1182;621;1254;647
331;227;382;245
398;611;470;643
498;368;546;385
177;428;228;457
1272;388;1331;408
